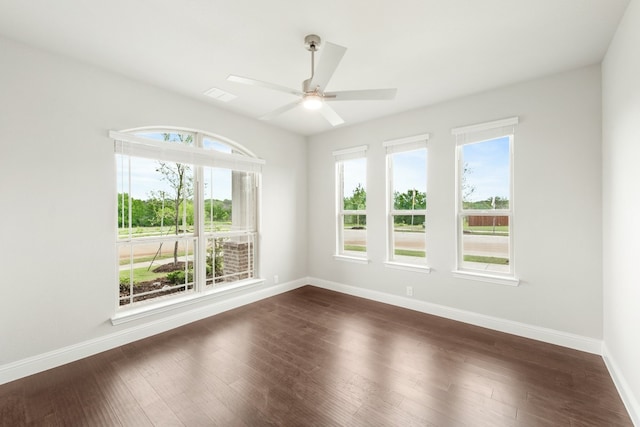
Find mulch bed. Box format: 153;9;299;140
119;262;191;306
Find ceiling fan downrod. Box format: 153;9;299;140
304;34;321;93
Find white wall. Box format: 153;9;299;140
603;0;640;423
0;36;307;367
308;65;603;340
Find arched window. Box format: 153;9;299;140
111;128;264;309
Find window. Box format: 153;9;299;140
453;117;518;284
384;134;429;269
113;129;264;308
334;146;368;260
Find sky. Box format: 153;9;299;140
342;148;427;203
392;149;427;194
461;136;510;202
342;157;367;197
117;156;233;201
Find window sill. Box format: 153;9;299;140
333;255;370;264
384;262;431;274
452;270;519;287
111;278;265;325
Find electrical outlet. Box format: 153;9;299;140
406;286;413;297
274;275;279;284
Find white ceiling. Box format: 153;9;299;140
0;0;630;136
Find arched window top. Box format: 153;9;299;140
120;126;258;158
110;126;264;173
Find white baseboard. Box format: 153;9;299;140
603;344;640;426
0;279;307;386
308;277;603;355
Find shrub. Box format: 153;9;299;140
166;269;194;284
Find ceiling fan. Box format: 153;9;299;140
227;34;397;127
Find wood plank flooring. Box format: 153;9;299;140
0;286;633;426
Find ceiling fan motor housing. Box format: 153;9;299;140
302;78;315;94
304;34;321;51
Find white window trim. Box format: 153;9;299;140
384;134;430;268
452;118;518;285
112;129;264;312
452;270;519;286
451;116;518;137
333;254;371;264
333;145;368;260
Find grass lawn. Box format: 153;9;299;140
119;267;167;284
118;222;232;238
394;249;425;257
344;245;366;252
463;255;509;265
463;225;509;236
118;253;175;266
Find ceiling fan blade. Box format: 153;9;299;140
308;42;347;91
227;75;304;97
324;88;397;101
319;103;344;127
259;101;301;121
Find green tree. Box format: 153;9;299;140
117;193;149;227
393;189;426;226
344;183;366;226
157;133;194;264
394;188;426;210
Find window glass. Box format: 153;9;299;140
392;149;427;209
457;135;513;275
203;167;233;233
388;147;427;265
339;156;367;256
461;136;510;210
203;137;234;153
342;158;367;210
460;215;510;272
392;214;426;261
119;238;196;306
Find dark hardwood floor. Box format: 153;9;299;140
0;286;632;426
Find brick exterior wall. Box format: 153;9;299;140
222;240;253;282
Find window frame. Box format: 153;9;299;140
333;145;369;263
383;134;430;272
111;128;265;320
452;117;519;286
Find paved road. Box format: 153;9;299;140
461;234;509;257
118;241;192;271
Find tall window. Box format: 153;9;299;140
113;129;264;307
453;117;517;282
384;134;429;267
334;146;367;259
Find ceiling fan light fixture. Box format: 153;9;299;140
303;94;323;110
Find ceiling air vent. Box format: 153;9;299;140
203;87;237;102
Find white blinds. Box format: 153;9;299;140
383;133;429;154
451;117;518;145
110;131;265;173
332;145;367;161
